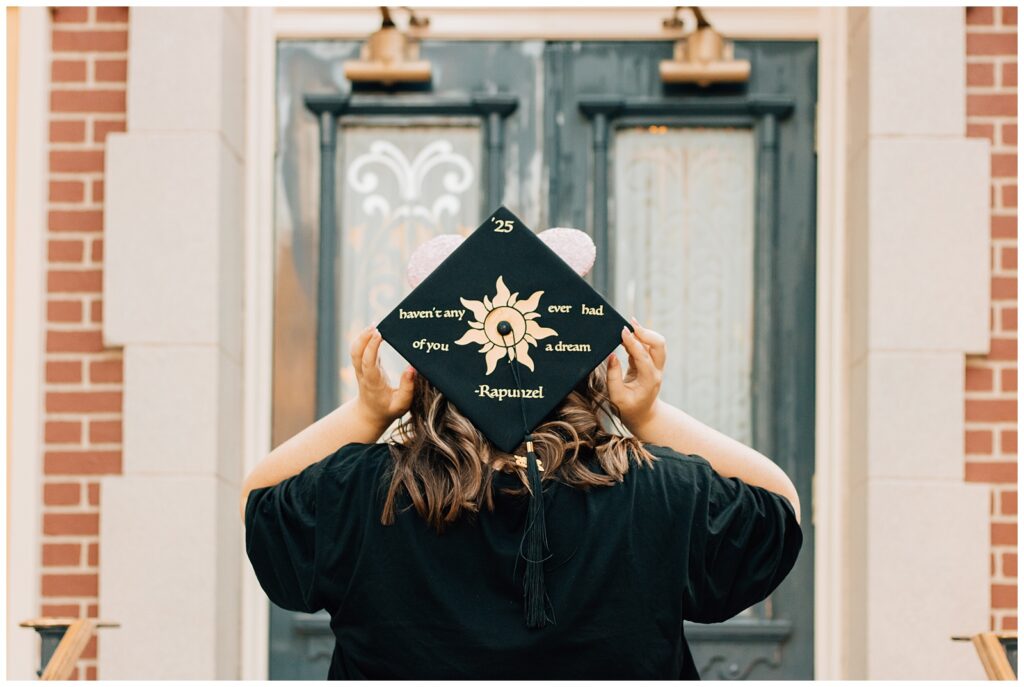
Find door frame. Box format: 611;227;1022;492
241;6;849;679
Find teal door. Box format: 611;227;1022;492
271;37;816;680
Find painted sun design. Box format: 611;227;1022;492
455;276;558;375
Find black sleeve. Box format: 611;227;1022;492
681;462;803;623
244;459;325;614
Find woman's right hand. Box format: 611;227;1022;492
607;318;666;431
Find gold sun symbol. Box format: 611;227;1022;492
455;276;558;375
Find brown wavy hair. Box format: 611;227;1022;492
382;361;656;533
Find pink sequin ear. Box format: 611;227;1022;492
406;234;465;288
538;227;597;277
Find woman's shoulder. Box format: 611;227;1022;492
311;441;392;490
636;441;715;480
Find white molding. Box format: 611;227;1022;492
812;7;848;681
7;6;50;680
272;6;820;41
239;6;274;681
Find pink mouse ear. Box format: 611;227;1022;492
406;234;465;288
538;227;597;277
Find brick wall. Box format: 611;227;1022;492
964;5;1018;633
42;6;128;679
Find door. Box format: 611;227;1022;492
271;36;816;679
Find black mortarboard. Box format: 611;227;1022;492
377;205;630;628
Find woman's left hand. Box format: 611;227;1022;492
350;326;416;426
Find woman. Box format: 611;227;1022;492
241;320;802;679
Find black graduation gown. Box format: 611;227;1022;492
244;441;802;679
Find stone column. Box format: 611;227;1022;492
842;7;991;679
100;8;246;679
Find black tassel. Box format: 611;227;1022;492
522;434;553;628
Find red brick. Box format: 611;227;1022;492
1003;307;1018;331
46;391;122;413
966;366;994;390
1002;6;1018;26
87;483;100;506
51;89;126;114
87;543;99;567
1001;245;1018;269
1003;61;1018;88
94;59;127;82
993;153;1018;178
1002;429;1017;453
96;6;129;22
965;461;1017;483
968;32;1019;56
967;122;995;143
89;420;122;443
43;543;81;567
967;62;996;86
992;583;1018;609
46;330;104;353
90;299;103;324
53;6;89;23
87;603;98;618
86;666;97;681
48;180;85;203
1002;368;1017;392
992;215;1017;238
43;514;98;536
42;603;81;617
50;150;104;174
91;180;104;203
988;338;1017;361
967;6;995;25
81;636;97;660
966;399;1018;422
966;429;994;454
48;269;102;293
89;359;122;383
992;276;1017;299
1002;491;1018;516
43;482;81;505
968;94;1017;117
51;59;86;82
48;210;103;233
45;420;82;444
48;239;85;263
1001;185;1018;209
1004;123;1018;146
92;119;126;143
1003;616;1018;631
1003;552;1018;576
993;522;1017;545
45;450;121;475
52;30;128;53
47;300;83;323
46;361;82;384
41;573;98;597
49;119;86;143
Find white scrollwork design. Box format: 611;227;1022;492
346;139;475;225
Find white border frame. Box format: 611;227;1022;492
7;6;50;680
240;7;845;679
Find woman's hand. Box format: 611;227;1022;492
607;317;666;431
350;326;416;427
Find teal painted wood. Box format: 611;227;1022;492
272;37;818;680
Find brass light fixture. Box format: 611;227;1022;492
344;7;432;85
659;7;750;86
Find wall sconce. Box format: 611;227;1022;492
344;7;432;85
659;7;750;86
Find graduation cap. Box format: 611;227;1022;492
377;206;630;628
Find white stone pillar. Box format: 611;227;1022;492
100;8;246;679
842;7;992;680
